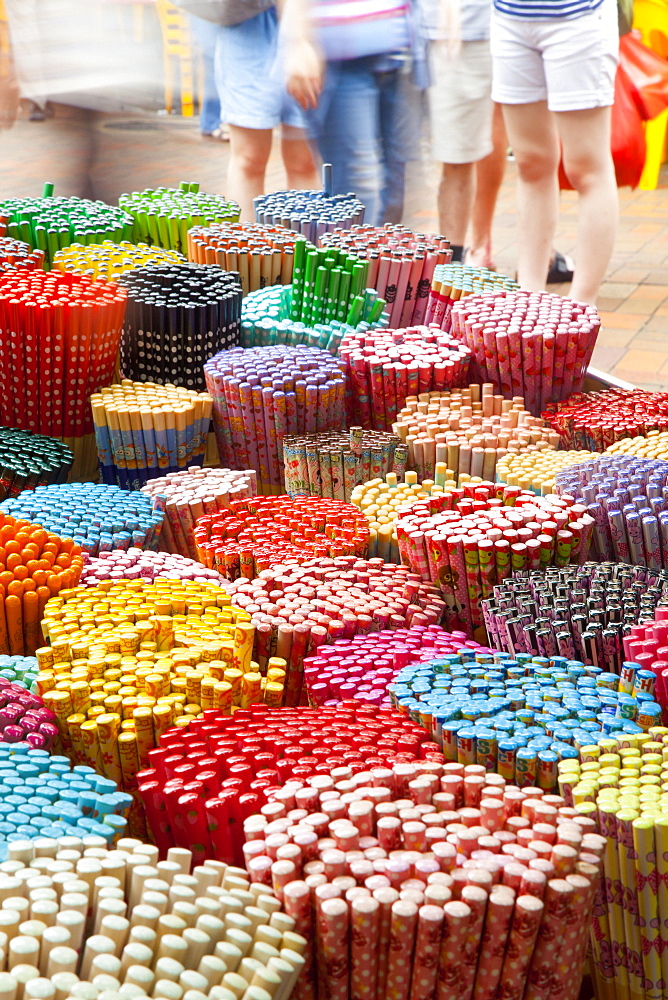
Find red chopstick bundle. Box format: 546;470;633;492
137;701;441;864
542;387;668;450
339;326;472;431
194;496;370;579
450;291;601;416
0;270;126;441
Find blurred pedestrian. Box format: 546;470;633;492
0;12;18;131
216;5;318;220
189;15;226;139
467;100;506;268
3;0;162;197
281;0;415;224
490;0;618;303
421;0;493;262
5;0;157;114
467;102;576;282
375;56;425;224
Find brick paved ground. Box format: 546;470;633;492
1;102;667;388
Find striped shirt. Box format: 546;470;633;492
494;0;604;18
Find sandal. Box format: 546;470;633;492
202;126;230;142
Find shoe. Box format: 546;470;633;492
547;250;574;284
201;126;230;142
28;102;45;122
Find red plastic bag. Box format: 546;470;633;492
559;63;646;189
620;30;668;120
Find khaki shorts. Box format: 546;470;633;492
428;39;493;164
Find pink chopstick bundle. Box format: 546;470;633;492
242;760;603;1000
80;546;229;587
227;557;452;703
449;291;601;416
394;482;594;636
319;224;452;328
300;625;491;708
340;326;472;431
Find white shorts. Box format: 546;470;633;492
428;40;493;163
490;0;619;112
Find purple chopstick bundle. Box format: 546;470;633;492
204;345;346;494
554;454;668;568
0;680;57;749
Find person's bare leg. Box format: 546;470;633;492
281;124;319;190
468;102;507;268
501;100;559;290
557;105;617;305
438;162;476;258
226;125;273;220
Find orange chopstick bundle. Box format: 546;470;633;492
187;222;307;294
0;513;83;657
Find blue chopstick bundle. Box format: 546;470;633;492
0;483;164;555
0;745;130;857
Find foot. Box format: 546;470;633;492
546;250;574;284
465;243;496;271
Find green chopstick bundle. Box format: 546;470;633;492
0;183;134;268
118;182;240;255
0;427;73;500
288;238;385;327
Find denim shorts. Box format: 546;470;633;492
215;8;307;130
